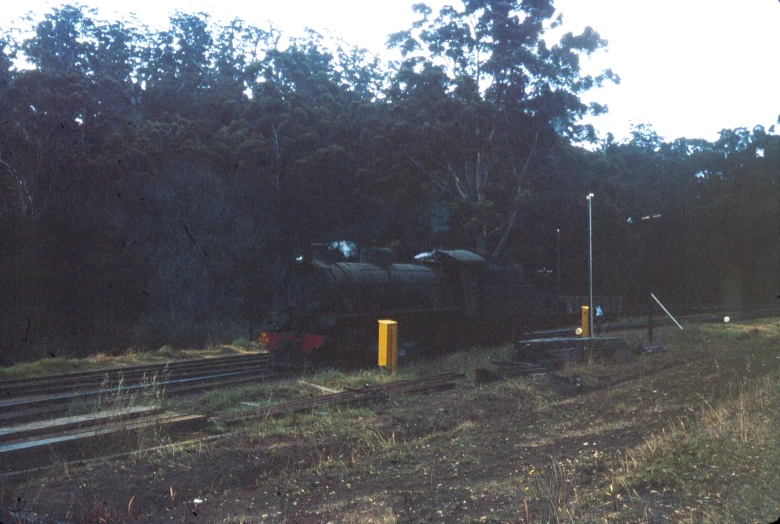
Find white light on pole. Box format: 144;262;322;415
587;193;594;338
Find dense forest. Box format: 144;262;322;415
0;1;777;363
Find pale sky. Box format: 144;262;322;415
3;0;779;143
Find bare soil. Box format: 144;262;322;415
2;322;779;523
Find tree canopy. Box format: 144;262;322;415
0;3;776;362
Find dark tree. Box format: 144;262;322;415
385;0;618;257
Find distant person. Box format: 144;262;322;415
595;305;604;335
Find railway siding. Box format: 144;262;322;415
0;410;206;473
215;372;465;425
0;352;276;474
0;362;464;475
0;405;163;443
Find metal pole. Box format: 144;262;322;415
556;228;561;296
651;293;684;330
641;214;662;342
587;194;594;338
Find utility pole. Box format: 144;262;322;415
587;194;594;338
556;228;561;296
641;214;662;341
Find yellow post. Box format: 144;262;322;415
378;320;398;374
581;306;590;338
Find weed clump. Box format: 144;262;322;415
608;374;780;521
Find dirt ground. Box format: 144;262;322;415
2;321;779;523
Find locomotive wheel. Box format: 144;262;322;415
273;339;312;369
321;323;376;368
419;316;465;355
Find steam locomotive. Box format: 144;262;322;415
259;243;621;367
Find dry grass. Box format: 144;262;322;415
403;344;513;379
0;357;85;380
0;344;263;380
66;370;167;417
605;366;780;522
529;457;580;523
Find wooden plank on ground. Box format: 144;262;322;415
0;413;206;472
0;405;162;443
298;381;343;394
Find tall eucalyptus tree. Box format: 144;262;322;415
386;0;618;258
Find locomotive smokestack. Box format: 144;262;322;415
310;244;330;264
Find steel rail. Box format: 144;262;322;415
523;307;780;339
0;357;285;426
0;365;277;409
0;431;238;478
216;372;464;425
0;357;272;399
0;373;462;475
0;353;269;391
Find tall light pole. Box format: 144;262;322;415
641;213;662;341
587;194;594;338
556;228;561;296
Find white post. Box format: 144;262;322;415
587;194;594;338
556;228;561;296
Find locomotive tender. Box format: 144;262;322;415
260;243;578;367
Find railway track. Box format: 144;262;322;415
523;307;780;339
0;352;465;475
0;353;278;426
215;372;465;425
0;352;284;473
0;352;272;399
8;306;774;475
